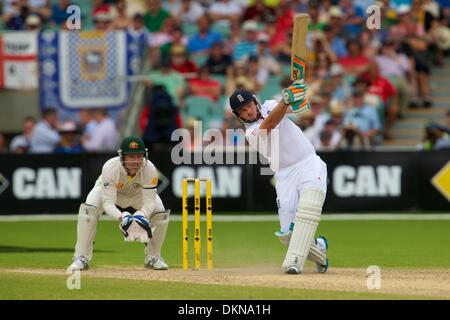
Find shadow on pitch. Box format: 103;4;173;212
0;246;113;253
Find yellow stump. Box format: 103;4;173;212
206;179;213;270
182;178;213;271
194;179;201;270
182;179;189;271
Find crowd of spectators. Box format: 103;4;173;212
1;0;450;152
4;108;119;154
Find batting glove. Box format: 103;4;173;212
133;211;153;239
290;99;311;114
281;82;308;105
119;211;133;238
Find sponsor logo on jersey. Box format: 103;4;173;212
151;177;158;187
103;182;109;187
133;183;141;189
116;182;124;189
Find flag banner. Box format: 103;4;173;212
0;32;38;89
39;30;144;110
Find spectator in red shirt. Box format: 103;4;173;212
188;67;222;102
339;39;370;77
243;0;276;23
170;44;198;78
361;61;398;140
269;0;295;58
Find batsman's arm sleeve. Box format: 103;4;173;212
100;165;122;220
140;161;159;217
259;100;288;133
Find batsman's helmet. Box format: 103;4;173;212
229;89;261;123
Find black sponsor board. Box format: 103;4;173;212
0;151;449;214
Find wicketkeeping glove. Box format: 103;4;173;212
119;211;133;237
133;211;153;239
281;81;308;105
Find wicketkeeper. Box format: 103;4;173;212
229;82;329;274
69;136;170;271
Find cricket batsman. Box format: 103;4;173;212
69;136;170;271
229;85;329;274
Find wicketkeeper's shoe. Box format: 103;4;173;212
144;257;169;270
69;256;89;271
315;236;329;273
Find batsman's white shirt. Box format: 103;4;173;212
85;157;164;220
245;100;327;232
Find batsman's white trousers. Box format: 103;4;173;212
275;155;327;232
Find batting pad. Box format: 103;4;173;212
308;240;327;266
282;188;325;272
145;210;170;263
74;203;100;261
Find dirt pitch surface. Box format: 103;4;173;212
4;266;450;299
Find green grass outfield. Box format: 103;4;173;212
1;217;450;299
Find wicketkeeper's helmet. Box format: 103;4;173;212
119;136;146;154
118;136;148;173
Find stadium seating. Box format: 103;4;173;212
182;96;216;129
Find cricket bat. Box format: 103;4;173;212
290;13;311;114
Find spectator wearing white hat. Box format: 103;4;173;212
54;121;83;154
328;5;345;38
233;20;259;62
328;63;352;105
25;13;42;30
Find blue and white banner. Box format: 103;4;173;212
39;30;145;111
